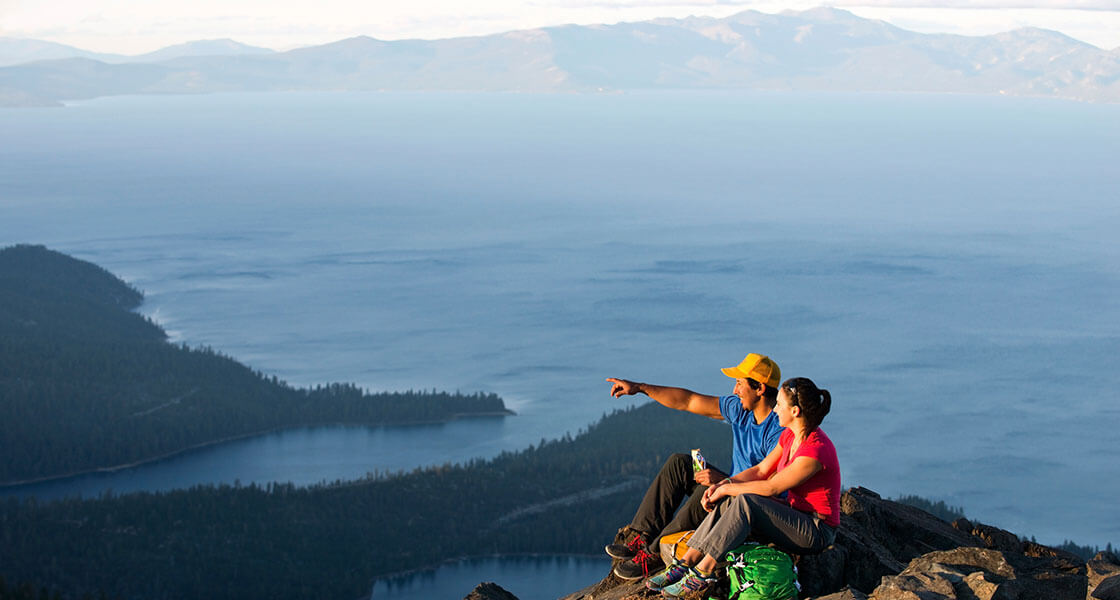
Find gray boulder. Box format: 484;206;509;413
870;546;1086;600
799;487;984;595
814;588;870;600
1089;551;1120;599
1093;575;1120;600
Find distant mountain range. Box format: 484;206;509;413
2;7;1118;107
0;37;274;67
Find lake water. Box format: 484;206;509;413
0;421;513;500
371;556;610;600
2;90;1119;550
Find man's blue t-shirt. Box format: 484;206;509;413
719;394;784;475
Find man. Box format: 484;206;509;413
603;353;784;580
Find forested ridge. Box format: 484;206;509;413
0;402;733;599
0;244;509;484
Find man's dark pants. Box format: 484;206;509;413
629;453;715;553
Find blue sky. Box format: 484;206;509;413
2;0;1118;54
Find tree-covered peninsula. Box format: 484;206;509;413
1;400;732;600
0;244;510;484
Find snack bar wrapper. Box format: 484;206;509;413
690;449;706;472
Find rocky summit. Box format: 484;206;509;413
464;487;1119;600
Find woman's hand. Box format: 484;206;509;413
701;481;728;512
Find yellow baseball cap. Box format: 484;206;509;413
721;353;780;388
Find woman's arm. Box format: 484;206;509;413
704;455;822;509
728;442;783;483
703;442;785;506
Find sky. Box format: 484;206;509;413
1;0;1118;55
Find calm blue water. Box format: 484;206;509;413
0;421;512;500
371;556;610;600
2;91;1119;551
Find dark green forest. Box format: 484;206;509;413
0;244;509;484
0;402;733;599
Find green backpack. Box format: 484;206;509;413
723;543;800;600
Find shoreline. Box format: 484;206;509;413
372;552;610;582
0;409;515;489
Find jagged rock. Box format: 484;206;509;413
1090;552;1120;597
1093;573;1120;600
558;564;650;600
1090;551;1120;575
951;518;1086;566
798;487;983;595
951;518;1022;553
799;540;857;596
870;569;958;599
810;587;869;600
464;581;520;600
558;577;650;600
841;488;983;561
1093;575;1120;600
870;546;1087;600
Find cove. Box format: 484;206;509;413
370;555;611;600
0;418;519;502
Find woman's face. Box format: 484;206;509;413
775;387;798;428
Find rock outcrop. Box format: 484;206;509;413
872;546;1085;600
464;581;521;600
466;487;1101;600
1089;551;1120;600
794;487;1087;599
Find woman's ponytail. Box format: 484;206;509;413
782;377;831;431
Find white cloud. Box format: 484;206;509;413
2;0;1118;54
835;0;1119;7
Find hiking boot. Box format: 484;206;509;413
613;548;663;580
605;532;648;560
643;559;689;590
658;568;718;598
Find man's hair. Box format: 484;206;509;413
747;378;779;405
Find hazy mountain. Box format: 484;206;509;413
130;38;275;62
0;37;124;67
0;36;272;68
2;8;1118;106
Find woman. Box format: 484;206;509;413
646;377;840;598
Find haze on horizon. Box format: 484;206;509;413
2;0;1119;55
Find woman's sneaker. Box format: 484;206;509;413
613;549;663;580
604;533;647;560
643;559;689;590
658;568;718;598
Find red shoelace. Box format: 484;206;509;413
631;548;657;577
